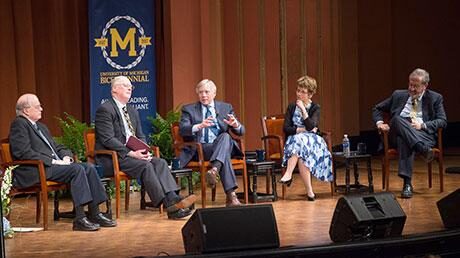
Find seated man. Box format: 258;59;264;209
372;68;447;198
95;76;195;219
179;79;245;206
9;93;116;231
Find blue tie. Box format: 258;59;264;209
204;106;212;143
34;124;61;160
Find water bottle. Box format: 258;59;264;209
342;134;350;156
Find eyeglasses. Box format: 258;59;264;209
296;88;313;95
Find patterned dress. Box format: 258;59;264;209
282;106;333;182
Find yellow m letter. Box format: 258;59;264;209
110;28;137;57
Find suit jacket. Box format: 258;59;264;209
372;89;447;135
179;101;245;165
283;102;321;138
95;98;145;162
9;116;73;188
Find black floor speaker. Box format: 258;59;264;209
182;204;279;254
437;188;460;228
329;192;406;242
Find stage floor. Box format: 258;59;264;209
5;156;460;257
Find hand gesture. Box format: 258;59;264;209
223;114;239;128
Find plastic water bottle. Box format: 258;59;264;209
342;134;350;156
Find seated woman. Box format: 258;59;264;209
279;75;333;201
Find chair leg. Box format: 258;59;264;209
427;162;433;188
36;192;41;224
115;178;121;219
140;183;146;210
439;158;444;192
281;184;286;199
330;181;335;196
384;157;390;191
53;191;60;221
125;179;130;211
200;169;207;208
41;190;48;230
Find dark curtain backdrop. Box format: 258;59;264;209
0;0;89;138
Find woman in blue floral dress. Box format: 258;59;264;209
279;75;333;201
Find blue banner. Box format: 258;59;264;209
89;0;156;138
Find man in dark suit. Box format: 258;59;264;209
95;76;196;219
179;79;245;206
373;68;447;198
9;94;116;231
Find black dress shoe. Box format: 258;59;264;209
89;213;117;227
421;148;434;163
401;184;413;199
279;178;293;187
307;194;316;202
167;208;192;220
73;217;100;231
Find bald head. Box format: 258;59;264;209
16;93;43;122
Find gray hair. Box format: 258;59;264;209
15;93;35;116
195;79;217;94
111;75;131;89
410;68;430;85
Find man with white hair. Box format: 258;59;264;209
9;93;116;231
179;79;245;206
373;68;447;198
95;76;196;219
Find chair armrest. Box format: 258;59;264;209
321;131;332;151
150;145;160;158
261;134;284;160
4;160;47;190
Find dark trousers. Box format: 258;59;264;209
48;163;107;207
202;132;238;193
389;116;436;178
117;157;179;207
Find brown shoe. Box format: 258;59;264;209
167;194;197;212
226;191;242;207
206;167;218;188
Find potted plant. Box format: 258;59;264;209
1;166;17;238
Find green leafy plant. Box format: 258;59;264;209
54;112;93;162
147;106;182;161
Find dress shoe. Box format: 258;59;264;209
421;148;434;163
307;194;316;202
167;208;192;220
166;194;196;213
226;191;242;207
89;213;117;227
278;178;293;187
401;184;413;199
72;217;100;231
206;168;218;188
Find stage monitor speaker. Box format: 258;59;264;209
329;192;406;242
182;204;279;254
437;188;460;228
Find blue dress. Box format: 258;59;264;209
282;106;333;182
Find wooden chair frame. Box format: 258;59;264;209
83;129;161;219
1;139;68;230
171;122;248;208
380;127;444;192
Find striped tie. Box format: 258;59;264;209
122;106;135;135
33;124;61;160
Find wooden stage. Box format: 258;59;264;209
5;156;460;257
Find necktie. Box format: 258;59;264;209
122;106;135;135
204;106;212;143
34;124;61;160
411;98;418;121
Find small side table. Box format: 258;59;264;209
332;151;374;194
245;160;278;203
141;168;194;210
